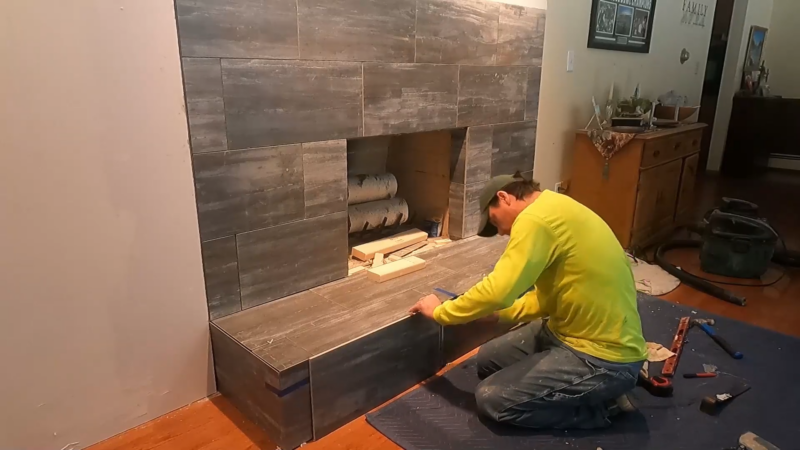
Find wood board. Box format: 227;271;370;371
351;229;428;261
367;257;427;283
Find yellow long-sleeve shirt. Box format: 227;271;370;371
432;190;647;363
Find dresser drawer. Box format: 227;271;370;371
631;159;683;247
641;131;702;168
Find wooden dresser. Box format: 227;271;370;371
570;123;707;249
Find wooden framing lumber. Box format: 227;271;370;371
351;229;428;261
367;257;427;283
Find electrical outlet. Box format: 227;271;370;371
554;181;569;194
555;181;563;193
567;50;575;73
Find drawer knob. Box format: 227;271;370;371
653;150;661;158
674;142;682;150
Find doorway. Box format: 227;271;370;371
698;0;735;172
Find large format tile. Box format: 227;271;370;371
193;145;304;241
297;0;415;62
222;60;363;149
363;63;458;136
201;236;241;319
457;66;527;127
210;325;312;450
463;180;489;237
312;262;453;308
182;58;227;154
415;0;499;64
491;121;537;177
526;65;543;121
448;182;466;239
302;140;347;219
309;315;441;439
176;0;298;59
497;4;546;65
237;212;348;309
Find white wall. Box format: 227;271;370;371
762;0;800;98
0;1;214;449
707;0;773;171
532;0;717;190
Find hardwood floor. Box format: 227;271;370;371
88;170;800;450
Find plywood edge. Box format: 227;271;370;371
367;257;427;282
351;229;428;260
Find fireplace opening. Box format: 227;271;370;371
346;130;459;266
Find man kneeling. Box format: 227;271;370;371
410;174;647;429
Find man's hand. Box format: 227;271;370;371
408;294;442;320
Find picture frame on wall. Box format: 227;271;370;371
744;26;768;71
588;0;656;53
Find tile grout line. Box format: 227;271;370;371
413;0;418;63
361;63;365;136
295;0;301;59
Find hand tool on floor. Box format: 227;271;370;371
691;318;744;359
699;380;750;415
738;431;781;450
638;369;673;397
661;317;690;377
682;372;717;378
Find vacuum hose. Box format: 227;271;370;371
654;240;747;307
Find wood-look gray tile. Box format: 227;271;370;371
201;236;241;320
346;136;391;176
312;260;453;309
309;315;441;439
176;0;298;59
457;66;527;127
302;140;347;219
449;128;468;184
222;59;363;149
290;289;423;357
525;65;542;121
214;290;343;352
491;121;537;177
497;4;546;65
415;0;499;64
429;236;507;273
466;125;493;183
463;180;489;237
297;0;415;62
182;58;228;154
363;63;458;136
252;338;313;390
193;145;304;241
442;321;515;363
210;324;312;449
237;212;348;309
448;182;466;239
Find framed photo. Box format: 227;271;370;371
588;0;656;53
744;26;768;71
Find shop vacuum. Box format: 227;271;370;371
655;198;800;306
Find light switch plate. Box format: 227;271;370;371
567;50;575;73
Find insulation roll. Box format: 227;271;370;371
347;173;398;205
348;198;409;234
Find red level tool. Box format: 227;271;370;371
662;316;690;377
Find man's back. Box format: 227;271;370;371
520;190;646;363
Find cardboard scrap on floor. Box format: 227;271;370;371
367;256;426;282
646;342;675;362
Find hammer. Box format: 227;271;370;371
690;318;744;359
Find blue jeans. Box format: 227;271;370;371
475;320;638;429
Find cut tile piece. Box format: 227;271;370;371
297;0;415;62
201;236;241;320
525;65;542;121
237;212;348;309
466;125;493;183
309;315;441;439
176;0;298;58
457;66;527;127
210;324;312;450
193;144;304;241
363;63;458;136
449;128;468;184
463;180;489;237
497;4;546;65
415;0;499;64
222;59;363;149
302;140;348;219
448;182;466;240
491;121;537;177
182;58;227;153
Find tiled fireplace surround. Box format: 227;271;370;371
177;0;545;447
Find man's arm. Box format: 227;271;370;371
431;216;558;325
495;290;545;323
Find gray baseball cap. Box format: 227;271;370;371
477;174;519;237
